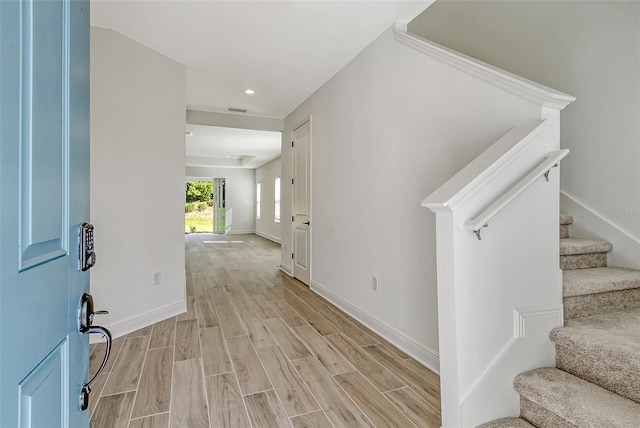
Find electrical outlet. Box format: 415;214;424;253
372;276;378;291
153;272;161;285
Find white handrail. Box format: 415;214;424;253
463;149;569;239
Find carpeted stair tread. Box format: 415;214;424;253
551;308;640;402
560;238;612;256
553;308;640;354
560;212;573;225
563;267;640;297
514;367;640;427
477;417;536;428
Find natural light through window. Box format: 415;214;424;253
256;182;261;219
274;177;281;223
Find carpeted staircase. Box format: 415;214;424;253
479;213;640;428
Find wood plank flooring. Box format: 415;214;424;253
90;233;441;427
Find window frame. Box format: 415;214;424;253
274;177;281;223
256;182;261;220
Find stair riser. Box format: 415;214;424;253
520;398;577;428
560;224;570;239
560;213;574;226
564;288;640;320
560;253;608;270
556;345;640;403
477;417;536;428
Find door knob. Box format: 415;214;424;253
304;221;310;225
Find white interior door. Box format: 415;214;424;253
292;121;311;285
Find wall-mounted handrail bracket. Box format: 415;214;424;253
543;163;559;182
473;223;489;240
462;149;569;241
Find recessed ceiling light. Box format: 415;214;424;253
244;89;255;95
185;131;193;137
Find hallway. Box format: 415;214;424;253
89;234;441;427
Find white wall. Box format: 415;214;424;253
409;1;640;267
90;27;186;337
255;157;282;243
186;167;256;234
282;27;542;368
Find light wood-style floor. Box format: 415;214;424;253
90;233;441;427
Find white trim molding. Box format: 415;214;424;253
513;306;563;338
90;299;187;343
256;231;281;244
227;229;256;235
393;28;575;110
311;279;440;373
279;263;293;277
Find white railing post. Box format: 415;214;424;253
423;120;567;426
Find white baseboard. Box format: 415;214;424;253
227;229;256;235
310;279;440;374
280;263;293;276
90;300;187;343
256;231;281;244
561;190;640;269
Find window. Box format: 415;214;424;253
274;177;281;223
256;182;261;219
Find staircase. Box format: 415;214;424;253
480;214;640;427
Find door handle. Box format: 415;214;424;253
304;221;310;225
78;293;112;411
80;326;111;411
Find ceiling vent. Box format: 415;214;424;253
228;107;248;113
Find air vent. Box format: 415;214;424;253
228;107;248;113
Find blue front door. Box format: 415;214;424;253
0;0;90;426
